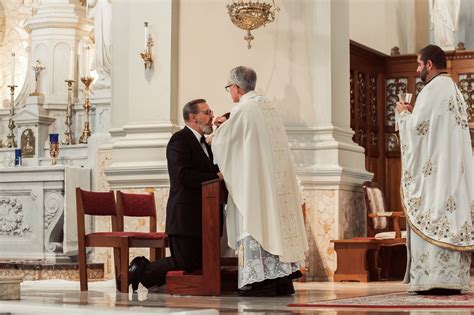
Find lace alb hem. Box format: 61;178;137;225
238;235;301;288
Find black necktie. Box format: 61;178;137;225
200;136;210;158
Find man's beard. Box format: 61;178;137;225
202;123;213;135
420;66;429;82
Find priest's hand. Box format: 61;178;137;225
205;134;214;145
214;116;228;128
217;172;224;181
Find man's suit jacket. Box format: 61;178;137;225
165;126;219;237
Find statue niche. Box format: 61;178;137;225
21;128;35;158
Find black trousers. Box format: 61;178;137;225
139;235;202;288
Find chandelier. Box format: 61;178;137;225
227;0;279;49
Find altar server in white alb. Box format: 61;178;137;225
396;44;473;295
211;66;308;297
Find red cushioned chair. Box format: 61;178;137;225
76;188;166;293
116;191;166;262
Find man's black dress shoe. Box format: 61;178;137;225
415;288;462;295
128;256;150;292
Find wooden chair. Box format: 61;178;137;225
362;181;407;279
76;188;166;293
116;191;166;262
331;182;407;282
363;181;406;240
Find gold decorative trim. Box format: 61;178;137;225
401;185;474;252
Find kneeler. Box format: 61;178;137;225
166;179;238;296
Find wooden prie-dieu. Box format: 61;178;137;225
166;179;237;296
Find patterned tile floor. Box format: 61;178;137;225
1;278;473;314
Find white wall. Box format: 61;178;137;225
349;0;418;54
177;0;316;128
111;0;178;130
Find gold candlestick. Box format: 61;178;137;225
62;80;75;145
30;60;45;96
6;85;17;148
79;76;93;144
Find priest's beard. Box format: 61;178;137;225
420;66;429;82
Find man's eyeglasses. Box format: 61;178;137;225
198;109;213;116
225;83;237;92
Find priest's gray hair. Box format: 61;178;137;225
229;66;257;93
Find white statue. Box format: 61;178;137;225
429;0;461;50
87;0;112;89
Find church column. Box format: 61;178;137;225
103;0;179;189
289;0;372;281
26;0;91;133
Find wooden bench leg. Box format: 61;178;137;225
333;242;380;282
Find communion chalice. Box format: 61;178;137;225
398;92;413;105
398;92;413;113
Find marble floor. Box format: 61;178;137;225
0;279;473;314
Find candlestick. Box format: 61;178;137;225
79;76;93;144
62;80;76;145
6;85;17;148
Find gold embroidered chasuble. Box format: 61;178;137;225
396;75;473;251
212;91;308;263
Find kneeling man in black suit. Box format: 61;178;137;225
128;98;221;290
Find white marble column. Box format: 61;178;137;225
26;0;91;106
288;0;373;281
103;0;179;189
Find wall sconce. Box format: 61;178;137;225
140;22;154;70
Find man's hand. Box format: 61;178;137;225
214;116;228;128
396;102;412;114
217;172;224;180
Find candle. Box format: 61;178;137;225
11;53;15;86
49;133;59;144
144;22;149;48
68;47;74;80
85;45;90;73
14;149;22;166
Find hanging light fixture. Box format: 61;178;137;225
226;0;279;49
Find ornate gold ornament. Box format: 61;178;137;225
140;22;154;70
30;60;45;96
227;0;279;49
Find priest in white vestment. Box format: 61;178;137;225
211;66;308;296
396;45;473;295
